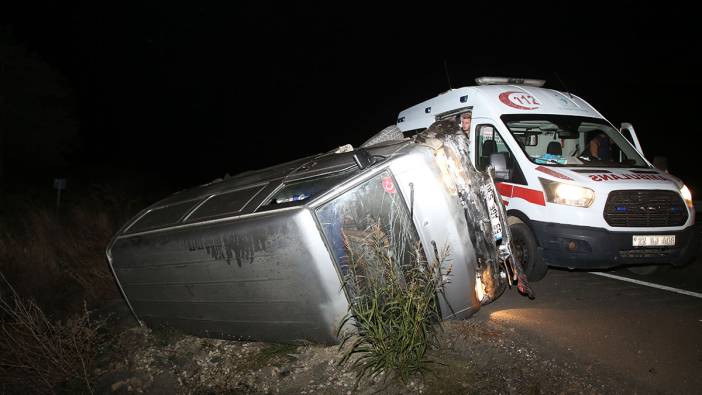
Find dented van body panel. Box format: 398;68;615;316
109;208;347;344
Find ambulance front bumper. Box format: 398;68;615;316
530;220;700;269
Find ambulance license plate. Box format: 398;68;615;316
632;235;675;247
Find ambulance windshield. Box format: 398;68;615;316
501;115;648;168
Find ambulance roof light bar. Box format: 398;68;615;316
475;77;546;87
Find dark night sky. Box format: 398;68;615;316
2;2;701;196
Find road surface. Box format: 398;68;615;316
478;260;702;393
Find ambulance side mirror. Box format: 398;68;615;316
620;122;644;154
652;156;669;172
489;153;510;181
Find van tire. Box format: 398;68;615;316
360;125;404;148
510;222;547;281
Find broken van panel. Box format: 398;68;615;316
106;119;530;344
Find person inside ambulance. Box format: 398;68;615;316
459;112;472;137
584;130;612;160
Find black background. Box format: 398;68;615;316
2;2;701;197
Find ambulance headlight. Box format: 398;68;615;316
680;184;693;208
540;178;595;207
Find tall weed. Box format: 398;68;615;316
338;222;451;383
0;273;105;393
0;184;141;315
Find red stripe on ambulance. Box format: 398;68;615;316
496;182;546;206
495;182;513;197
535;166;573;181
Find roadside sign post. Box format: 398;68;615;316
53;178;66;210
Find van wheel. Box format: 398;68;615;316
510;223;547;281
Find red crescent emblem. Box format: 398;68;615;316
382;177;396;193
499;91;541;110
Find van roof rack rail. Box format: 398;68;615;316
475;76;546;87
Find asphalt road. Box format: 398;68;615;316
478;260;702;393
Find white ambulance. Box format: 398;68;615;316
395;77;698;280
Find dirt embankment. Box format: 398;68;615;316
94;302;628;394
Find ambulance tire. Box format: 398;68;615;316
360;125;404;148
510;223;547;281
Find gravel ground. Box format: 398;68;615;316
92;303;633;394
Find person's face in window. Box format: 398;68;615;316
461;116;472;134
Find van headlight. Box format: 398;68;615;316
539;178;595;207
680;184;693;208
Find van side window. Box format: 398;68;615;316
475;124;527;185
315;170;423;284
126;200;200;234
186;184;266;222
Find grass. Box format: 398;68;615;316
0;183;145;392
0;272;106;393
252;343;300;369
337;221;452;383
0;184;144;316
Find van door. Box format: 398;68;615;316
620;122;644;154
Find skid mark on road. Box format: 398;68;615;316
589;272;702;299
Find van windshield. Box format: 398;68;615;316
500;115;649;168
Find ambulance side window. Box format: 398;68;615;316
475;124;527;185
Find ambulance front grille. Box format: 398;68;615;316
604;190;687;227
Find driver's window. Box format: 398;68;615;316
475;124;526;184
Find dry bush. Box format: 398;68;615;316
0;185;140;314
0;273;106;393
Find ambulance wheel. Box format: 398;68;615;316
510;223;547;281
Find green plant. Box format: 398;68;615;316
337;222;451;383
252;343;300;369
0;272;106;394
